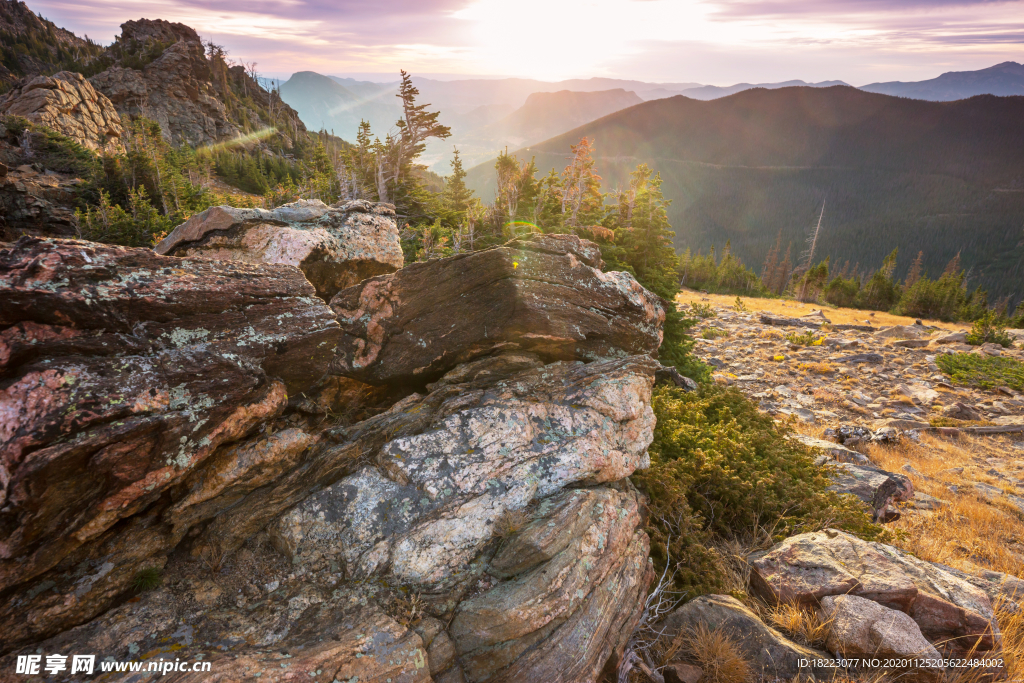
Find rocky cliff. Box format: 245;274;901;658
0;225;666;681
87;18;306;149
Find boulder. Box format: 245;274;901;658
0;71;123;153
827;462;913;522
657;594;837;681
265;353;658;595
154;199;403;301
935;331;968;344
821;594;942;671
749;530;1000;656
0;237;341;649
330;234;665;385
942;402;982;421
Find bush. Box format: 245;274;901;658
936;353;1024;392
690;302;716;319
785;330;822;346
966;311;1014;348
631;385;878;596
660;307;712;384
822;276;859;308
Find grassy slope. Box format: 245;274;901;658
466;86;1024;305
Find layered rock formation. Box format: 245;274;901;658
0;237;341;648
0;230;660;681
0;71;123;153
331;233;666;385
155;199;404;301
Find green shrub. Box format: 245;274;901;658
132;567;162;591
936;353;1024;391
966;311;1014;348
690;302;716;319
2;115;99;179
659;307;712;384
701;327;728;340
785;330;821;346
822;276;860;308
631;385;879;596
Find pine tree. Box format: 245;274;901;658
559;137;603;232
775;245;793;295
905;250;925;289
761;230;781;291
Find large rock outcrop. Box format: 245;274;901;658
88;19;305;149
749;530;1000;657
0;231;665;681
330;233;666;385
0;237;341;649
155;199;403;301
0;71;123;153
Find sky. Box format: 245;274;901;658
26;0;1024;85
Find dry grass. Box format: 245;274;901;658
799;362;836;375
767;602;831;650
666;623;751;683
677;290;968;332
493;507;530;538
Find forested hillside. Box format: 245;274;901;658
467;85;1024;304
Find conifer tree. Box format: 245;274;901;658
905;250;925;289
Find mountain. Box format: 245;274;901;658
467;86;1024;303
440;89;644;170
679;79;849;100
0;0;103;89
279;70;399;140
861;61;1024;101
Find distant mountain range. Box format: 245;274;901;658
861;61;1024;101
677;80;848;100
466;86;1024;303
429;89;644;171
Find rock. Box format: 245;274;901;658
892;338;930;348
451;487;652;682
0;72;123;153
835;352;884;364
935;331;968;344
979;343;1003;356
266;354;658;595
330;234;665;385
759;312;822;328
942;402;982;421
875;417;930;431
749;530;1000;656
827;462;913;522
0;237;341;649
664;662;704;683
793;434;871;465
935;565;1024;615
876;325;928;339
911;492;950;511
898;382;940;405
154;199;404;301
655;362;700;390
657;594;837;681
821;594;943;678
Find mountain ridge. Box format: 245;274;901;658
466;85;1024;304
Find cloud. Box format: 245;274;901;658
22;0;1024;84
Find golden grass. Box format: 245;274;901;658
767;602;832;650
666;622;752;683
799;362;835;374
677;290;969;332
